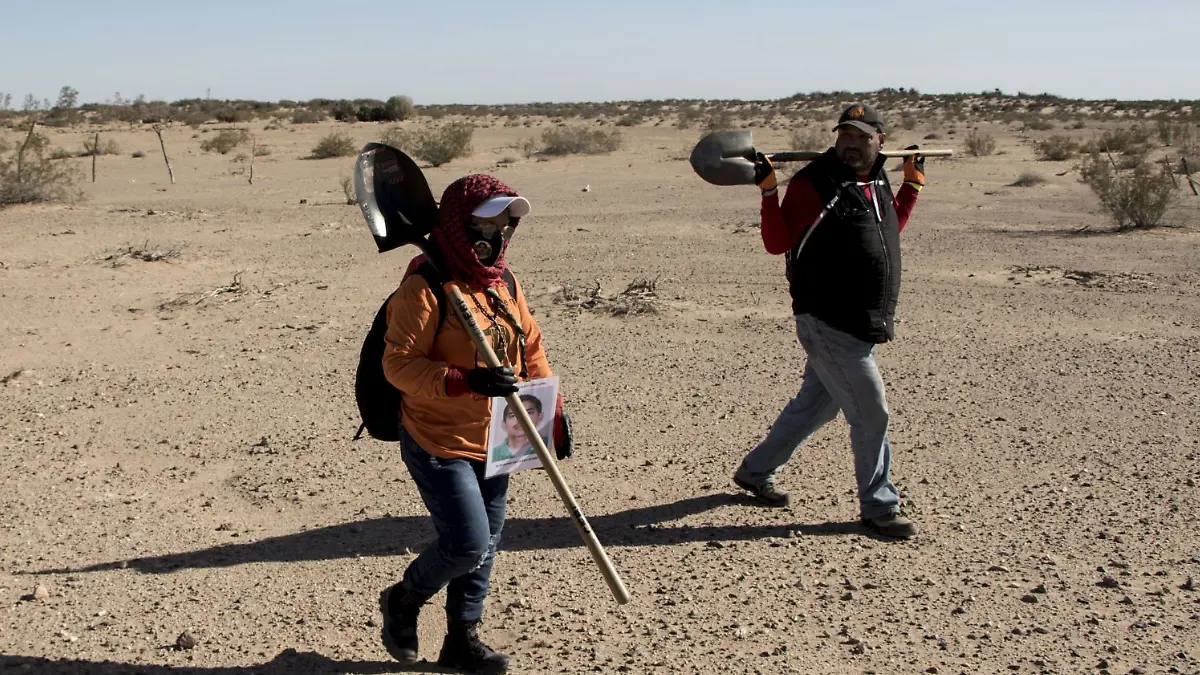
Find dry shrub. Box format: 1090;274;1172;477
539;127;621;156
340;175;355;204
790;126;832;152
1034;135;1079;161
200;129;250;154
291;109;327;124
381;123;474;167
1084;126;1151;155
555;277;660;316
104;242;181;266
1079;152;1177;230
1010;172;1047;187
0;128;78;205
309;131;356;159
80;137;121;157
965;130;996;156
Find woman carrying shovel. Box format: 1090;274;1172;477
378;173;572;673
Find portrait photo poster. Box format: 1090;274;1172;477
485;376;559;479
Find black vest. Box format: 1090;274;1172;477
785;150;902;344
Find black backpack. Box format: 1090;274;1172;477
353;262;517;441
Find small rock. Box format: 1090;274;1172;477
1020;594;1039;604
1097;576;1121;589
1032;583;1048;594
1181;577;1196;592
926;668;939;674
841;591;855;601
988;565;1011;573
581;185;590;192
33;584;50;601
176;631;198;650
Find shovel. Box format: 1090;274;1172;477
690;130;954;186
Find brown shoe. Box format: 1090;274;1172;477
861;513;918;539
733;474;790;508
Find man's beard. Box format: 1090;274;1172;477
838;147;873;171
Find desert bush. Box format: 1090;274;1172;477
1079;152;1177;230
213;107;250;124
49;148;74;160
1023;117;1053;131
516;136;540;159
384;95;415;122
615;113;644;127
790;126;831;152
291;109;326;124
340;175;356;204
381;123;474;166
1010;172;1047;187
1085;125;1151;155
703;111;736;132
80;137;121;157
0;130;78;205
539;127;621;156
965;130;996;156
200;129;250;154
1034;135;1079;161
309;131;356;159
1155;120;1196;149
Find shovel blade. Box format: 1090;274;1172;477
689;130;759;186
355;143;440;253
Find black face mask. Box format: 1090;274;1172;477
468;227;504;266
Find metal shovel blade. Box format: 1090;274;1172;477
354;143;440;253
689;130;759;186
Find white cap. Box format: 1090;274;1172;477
472;195;531;219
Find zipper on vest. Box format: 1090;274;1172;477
874;179;892;316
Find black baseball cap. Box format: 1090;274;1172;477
834;103;884;134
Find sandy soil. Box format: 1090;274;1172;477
2;117;1199;675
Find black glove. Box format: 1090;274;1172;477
466;366;518;397
753;152;777;193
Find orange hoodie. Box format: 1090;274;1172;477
382;272;552;462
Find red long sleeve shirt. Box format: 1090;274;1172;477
760;177;919;255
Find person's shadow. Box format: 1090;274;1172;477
33;493;866;576
0;649;444;674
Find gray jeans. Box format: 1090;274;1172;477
737;314;900;519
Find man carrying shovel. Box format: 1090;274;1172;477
732;102;924;539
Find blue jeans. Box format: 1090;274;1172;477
399;428;509;622
737;314;901;519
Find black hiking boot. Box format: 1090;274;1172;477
733;473;791;508
436;619;510;674
379;583;428;664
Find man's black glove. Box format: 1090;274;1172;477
466;366;519;397
753;152;778;194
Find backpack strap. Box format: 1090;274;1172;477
414;261;448;335
503;268;517;300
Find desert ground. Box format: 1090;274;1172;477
2;108;1199;675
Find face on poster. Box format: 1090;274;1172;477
486;376;558;478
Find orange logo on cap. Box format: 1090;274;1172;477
848;106;865;119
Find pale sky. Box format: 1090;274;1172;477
5;0;1198;106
